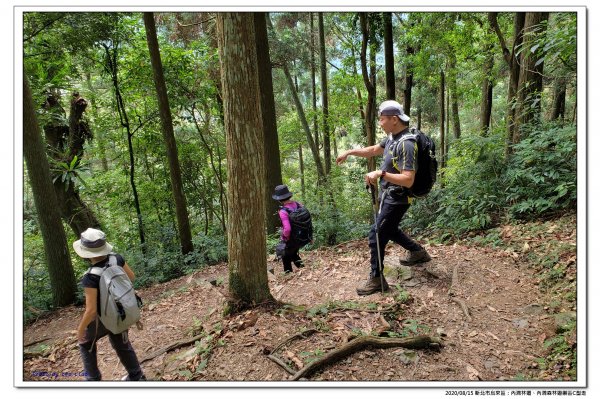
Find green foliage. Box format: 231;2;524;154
505;123;576;218
406;132;506;237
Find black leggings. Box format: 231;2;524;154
282;245;303;272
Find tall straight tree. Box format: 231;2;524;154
23;77;77;307
216;12;273;309
318;12;331;176
489;12;526;153
439;70;446;169
383;12;395;100
514;12;550;143
480;45;494;135
360;13;378;173
143;12;194;258
253;12;283;235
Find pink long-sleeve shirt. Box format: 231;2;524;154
278;201;300;241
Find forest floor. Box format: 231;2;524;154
22;215;578;384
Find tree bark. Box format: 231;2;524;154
480;47;494;136
42;92;100;237
360;13;378;173
449;56;461;139
383;12;395;100
550;77;567;123
318;12;331;176
144;12;194;257
254;12;283;235
291;335;442;380
310;13;320;161
514;12;549;144
440;70;446;169
217;12;274;309
404;46;415;116
489;12;525;154
24;76;77;307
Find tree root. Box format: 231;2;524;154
270;329;318;355
445;263;472;322
451;297;472;322
290;335;442;380
140;332;205;364
267;354;296;375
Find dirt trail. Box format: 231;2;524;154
23;240;557;382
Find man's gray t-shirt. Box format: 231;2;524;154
378;128;417;204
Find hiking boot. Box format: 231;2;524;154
356;275;389;296
400;249;431;266
294;260;304;268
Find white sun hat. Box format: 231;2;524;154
73;228;113;258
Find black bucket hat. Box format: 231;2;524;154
272;184;293;200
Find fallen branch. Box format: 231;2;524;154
451;297;472;322
140;332;205;364
291;335;442;380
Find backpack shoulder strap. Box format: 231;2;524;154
86;254;117;276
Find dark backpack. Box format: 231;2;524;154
394;128;438;198
281;203;313;246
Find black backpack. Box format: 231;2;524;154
281;203;313;246
394;128;438;198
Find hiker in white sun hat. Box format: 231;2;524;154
74;228;146;381
72;228;113;258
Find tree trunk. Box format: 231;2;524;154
550;78;567;123
489;12;525;154
360;13;378;173
282;63;326;180
351;45;367;137
440;70;446;169
217;12;274;309
24;77;77;307
449;56;461;139
254;12;283;235
299;145;305;199
42;93;100;237
318;12;331;176
383;12;395;100
144;12;194;257
84;72;108;172
480;48;494;136
310;13;319;160
514;12;549;144
404;46;415;116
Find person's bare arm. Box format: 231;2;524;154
336;144;384;165
77;287;97;343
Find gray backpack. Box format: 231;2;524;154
87;254;142;334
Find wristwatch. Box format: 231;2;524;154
381;170;387;178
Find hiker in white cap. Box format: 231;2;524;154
336;100;431;296
74;228;146;381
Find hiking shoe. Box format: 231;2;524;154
400;249;431;266
294;261;304;268
356;275;389;296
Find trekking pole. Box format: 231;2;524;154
367;184;385;294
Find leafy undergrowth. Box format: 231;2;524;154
459;212;578;381
23;213;579;383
